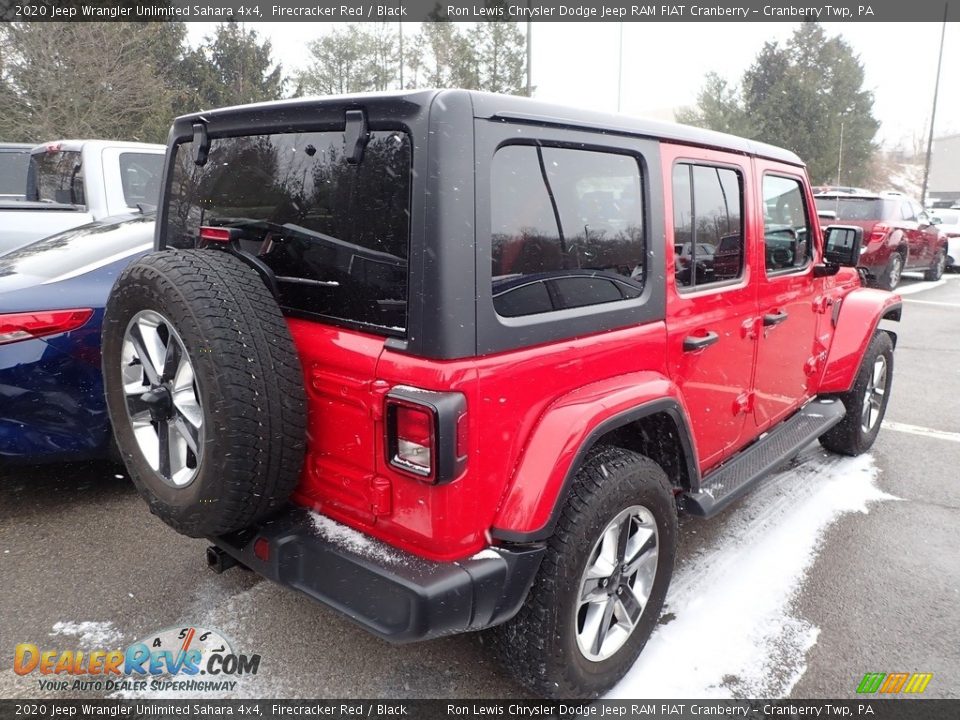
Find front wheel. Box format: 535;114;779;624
819;331;894;456
487;447;677;698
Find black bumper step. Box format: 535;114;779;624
683;398;846;518
209;508;544;643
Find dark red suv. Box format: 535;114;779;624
102;90;901;698
814;191;948;290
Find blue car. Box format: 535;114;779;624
0;214;153;463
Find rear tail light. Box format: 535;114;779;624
385;387;467;484
395;404;434;473
0;309;93;345
199;226;240;244
866;224;890;245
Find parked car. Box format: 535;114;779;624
0;143;32;201
814;191;948;290
0;140;164;253
101;90;900;698
930;208;960;271
0;214;153;463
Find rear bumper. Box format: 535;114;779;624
210;508;544;643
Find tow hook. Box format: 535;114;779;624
206;545;238;574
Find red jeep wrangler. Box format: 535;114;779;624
102;90;901;697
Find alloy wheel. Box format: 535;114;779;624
121;310;203;487
575;505;659;662
861;354;888;433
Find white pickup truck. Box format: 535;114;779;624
0;139;165;253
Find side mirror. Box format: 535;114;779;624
929;216;941;226
822;225;863;267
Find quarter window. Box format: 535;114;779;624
119;152;164;208
763;175;812;273
672;164;744;288
490;145;646;318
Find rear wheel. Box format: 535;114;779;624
487;447;677;698
819;331;894;456
924;248;946;281
102;249;306;537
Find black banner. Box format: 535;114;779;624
0;0;958;23
0;700;957;720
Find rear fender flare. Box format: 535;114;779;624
819;288;902;394
490;373;699;543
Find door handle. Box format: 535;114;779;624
763;310;789;327
683;331;719;352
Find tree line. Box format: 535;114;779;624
0;21;880;187
0;20;528;144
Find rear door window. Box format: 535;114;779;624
119;152;165;208
672;163;744;289
490;145;645;317
165;130;412;335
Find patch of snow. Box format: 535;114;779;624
607;448;899;699
470;549;502;561
50;621;123;647
310;512;408;566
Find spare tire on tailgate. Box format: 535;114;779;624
102;249;306;537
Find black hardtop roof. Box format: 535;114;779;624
173;89;805;168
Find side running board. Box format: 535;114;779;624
683;399;846;518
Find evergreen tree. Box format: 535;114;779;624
680;23;879;186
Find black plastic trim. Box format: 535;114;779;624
210;507;545;643
490;398;699;543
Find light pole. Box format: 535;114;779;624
921;4;948;205
616;23;624;112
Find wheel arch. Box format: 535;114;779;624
819;288;902;395
491;388;699;544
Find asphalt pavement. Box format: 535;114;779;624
1;273;957;700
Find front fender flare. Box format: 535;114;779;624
819;288;901;394
490;372;698;543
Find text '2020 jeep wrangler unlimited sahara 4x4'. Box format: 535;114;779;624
102;90;901;698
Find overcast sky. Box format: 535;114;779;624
187;22;960;149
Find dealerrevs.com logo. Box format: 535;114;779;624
14;626;260;693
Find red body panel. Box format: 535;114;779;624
818;288;902;394
283;146;899;564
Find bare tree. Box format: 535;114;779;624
0;23;185;143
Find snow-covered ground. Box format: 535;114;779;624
608;447;898;699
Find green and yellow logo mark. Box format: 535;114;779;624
857;672;933;694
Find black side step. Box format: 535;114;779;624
683;399;846;518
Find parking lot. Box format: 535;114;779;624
1;273;958;700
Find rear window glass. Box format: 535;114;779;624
0;150;30;196
814;196;899;221
119;152;164;208
29;150;84;205
165;130;411;335
490;145;645;318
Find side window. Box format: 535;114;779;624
762;175;812;273
901;201;916;222
119;152;165;207
490;144;646;317
672;163;744;289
